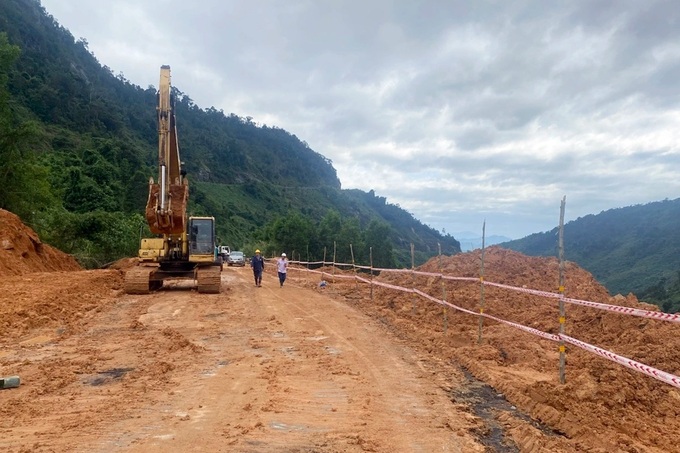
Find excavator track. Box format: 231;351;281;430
124;267;161;294
197;266;221;293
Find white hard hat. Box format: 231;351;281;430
281;253;286;257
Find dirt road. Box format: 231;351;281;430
0;267;484;452
4;243;680;452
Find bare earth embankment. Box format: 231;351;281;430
1;208;679;452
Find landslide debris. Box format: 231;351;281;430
322;246;680;452
0;208;81;275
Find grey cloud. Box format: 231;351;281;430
39;0;680;239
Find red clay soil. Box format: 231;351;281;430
1;208;679;452
0;209;80;275
317;247;680;452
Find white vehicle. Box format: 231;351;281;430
227;251;246;267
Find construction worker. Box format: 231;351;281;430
277;253;288;287
251;249;265;287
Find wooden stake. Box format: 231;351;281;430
439;242;448;333
477;221;486;344
370;247;374;302
558;196;567;384
411;242;416;315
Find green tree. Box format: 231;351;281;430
363;220;396;268
266;213;316;259
36;208;146;267
0;33;53;221
336;216;363;264
317;210;343;259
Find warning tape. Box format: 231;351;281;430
290;262;680;323
561;297;680;323
483;281;680;324
560;335;680;390
310;269;356;280
483;281;560;299
373;267;413;274
366;278;414;292
412;289;561;342
291;264;680;389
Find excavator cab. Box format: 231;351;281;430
188;217;217;260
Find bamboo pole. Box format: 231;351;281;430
411;242;416;315
558;196;567;384
477;221;486;344
350;243;358;291
332;241;337;292
439;242;448;333
370;246;374;302
323;246;327;283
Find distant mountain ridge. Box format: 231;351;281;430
502;198;680;312
454;232;512;252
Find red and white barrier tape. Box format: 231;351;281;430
413;285;680;389
483;281;680;324
561;297;680;323
483;281;559;299
413;289;561;342
291;263;680;389
373;280;414;292
289;262;680;323
373;267;413;274
560;335;680;389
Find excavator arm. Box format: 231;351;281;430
145;65;188;235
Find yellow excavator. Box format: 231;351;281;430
124;65;221;294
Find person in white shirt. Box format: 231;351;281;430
277;253;288;287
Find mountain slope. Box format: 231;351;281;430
502;198;680;311
0;0;460;267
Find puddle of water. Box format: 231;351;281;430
450;368;519;452
450;367;563;452
84;367;134;386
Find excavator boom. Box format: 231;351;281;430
145;65;188;235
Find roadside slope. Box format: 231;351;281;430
0;208;81;276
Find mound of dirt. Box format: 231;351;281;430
323;246;680;452
0;209;81;275
0;270;123;337
107;256;139;270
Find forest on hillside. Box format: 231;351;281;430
0;0;460;269
503;198;680;313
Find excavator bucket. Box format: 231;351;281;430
145;182;188;235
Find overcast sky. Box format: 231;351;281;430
38;0;680;239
